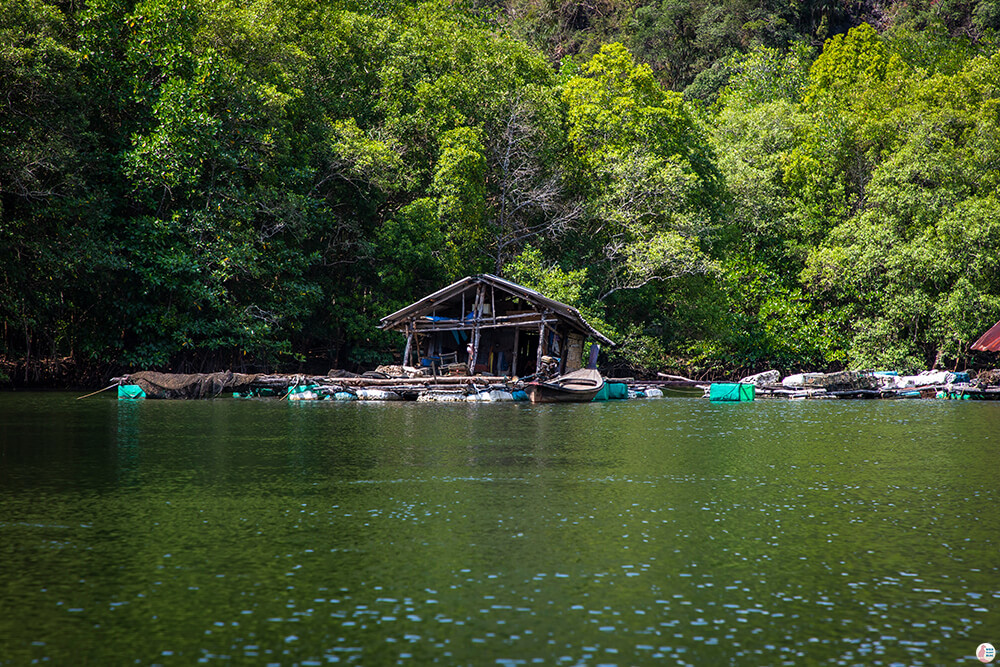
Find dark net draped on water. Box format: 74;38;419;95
127;371;260;399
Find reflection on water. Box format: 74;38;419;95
1;394;998;665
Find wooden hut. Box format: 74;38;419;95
379;274;614;377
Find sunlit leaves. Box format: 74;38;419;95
799;60;1000;369
325;118;405;192
564;43;690;170
804;24;896;105
717;42;813;110
562;43;720;303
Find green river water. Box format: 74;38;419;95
0;392;997;665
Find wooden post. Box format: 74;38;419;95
535;314;546;374
403;329;413;367
558;327;566;374
511;327;520;377
470;328;481;373
469;284;485;374
587;342;601;369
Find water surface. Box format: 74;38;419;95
1;393;997;665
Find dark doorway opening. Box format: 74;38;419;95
518;332;539;376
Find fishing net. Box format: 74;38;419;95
976;369;1000;387
801;371;878;391
126;371;260;399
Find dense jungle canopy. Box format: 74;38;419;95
4;0;1000;381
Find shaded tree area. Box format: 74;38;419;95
485;0;872;95
483;0;1000;98
3;0;1000;384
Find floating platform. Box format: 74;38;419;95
747;383;1000;400
109;371;1000;402
110;370;677;402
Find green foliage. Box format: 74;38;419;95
506;245;589;308
718;42;813;109
564;43;692;170
376;198;451;300
795;44;1000;370
603;323;668;375
506;245;648;365
563;43;721;304
625;0;825;91
804;24;895;105
0;0;84;200
326;118;405;192
431;126;488;274
5;0;1000;379
716;258;847;369
703;20;1000;374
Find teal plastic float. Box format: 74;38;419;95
592;382;629;401
708;383;755;402
118;385;146;400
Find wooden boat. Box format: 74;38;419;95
524;368;604;404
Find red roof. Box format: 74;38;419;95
972;319;1000;352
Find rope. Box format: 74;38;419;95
280;374;302;401
76;383;118;400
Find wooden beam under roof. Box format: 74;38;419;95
379;274;614;347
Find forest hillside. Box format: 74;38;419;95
4;0;1000;383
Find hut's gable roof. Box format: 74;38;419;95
379;274;614;346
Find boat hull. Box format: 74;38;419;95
524;368;604;404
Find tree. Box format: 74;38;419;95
0;0;91;368
800;46;1000;370
562;43;722;302
485;88;580;273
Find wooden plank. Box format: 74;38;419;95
410;316;558;334
334;375;509;387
